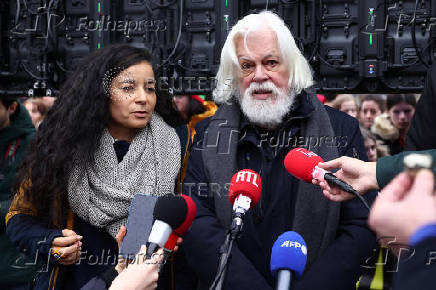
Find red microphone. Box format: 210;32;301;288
228;169;262;232
163;194;197;251
284;148;324;182
229;169;262;206
210;170;263;289
284;148;370;210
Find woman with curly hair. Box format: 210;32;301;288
5;44;180;289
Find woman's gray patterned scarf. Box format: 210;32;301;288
68;113;180;238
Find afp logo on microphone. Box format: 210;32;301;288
280;240;307;256
271;231;307;279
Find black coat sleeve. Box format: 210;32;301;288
405;63;436;150
393;237;436;290
6;214;63;267
80;267;118;290
80;276;109;290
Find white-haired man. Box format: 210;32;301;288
178;11;376;290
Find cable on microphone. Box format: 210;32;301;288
284;148;370;210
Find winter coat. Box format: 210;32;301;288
176;92;378;290
0;103;39;285
406;63;436;150
371;113;403;155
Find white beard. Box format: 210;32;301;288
238;81;294;129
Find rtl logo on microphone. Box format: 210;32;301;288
281;240;307;255
235;170;260;188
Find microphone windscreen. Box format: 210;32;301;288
163;195;197;251
270;231;307;279
284;148;324;182
228;169;262;207
153;195;188;229
174;195;197;236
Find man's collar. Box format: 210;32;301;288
286;90;315;120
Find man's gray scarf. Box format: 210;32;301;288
68;113;180;238
201;92;340;268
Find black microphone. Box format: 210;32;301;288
146;195;194;259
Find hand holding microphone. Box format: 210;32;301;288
284;148;370;210
314;156;379;202
95;195;196;290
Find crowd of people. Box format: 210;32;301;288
0;10;434;290
326;93;418;161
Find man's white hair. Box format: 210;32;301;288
213;11;313;104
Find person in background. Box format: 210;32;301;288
172;95;207;122
173;94;217;185
316;93;326;104
22;96;56;128
360;127;388;162
22;98;42;127
358;126;391;289
371;94;416;155
323;93;336;107
406;62;436;151
331;94;358;118
359;94;384;129
0;95;39;289
5;44;180;290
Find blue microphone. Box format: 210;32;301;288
270;231;307;290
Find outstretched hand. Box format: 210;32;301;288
312;156;378;202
